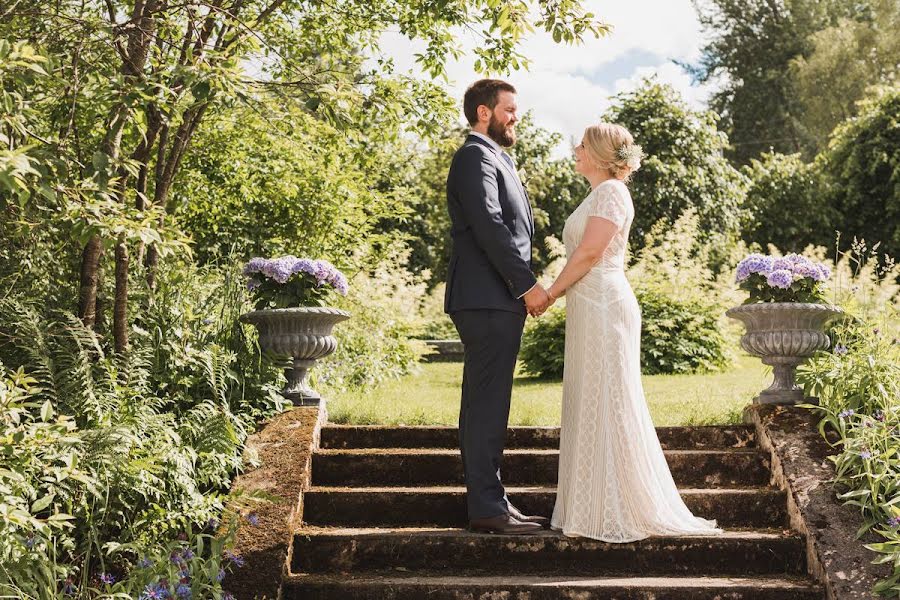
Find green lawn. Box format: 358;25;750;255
325;355;769;427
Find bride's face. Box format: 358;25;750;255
573;137;594;178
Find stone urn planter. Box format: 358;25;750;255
726;302;843;405
241;307;350;406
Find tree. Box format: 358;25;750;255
604;79;748;263
740;152;835;252
817;88;900;261
691;0;864;163
789;0;899;145
1;0;607;353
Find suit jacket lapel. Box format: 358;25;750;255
466;135;534;236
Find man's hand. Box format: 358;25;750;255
523;284;550;317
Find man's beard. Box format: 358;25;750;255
487;115;516;147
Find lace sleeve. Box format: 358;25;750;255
589;183;627;229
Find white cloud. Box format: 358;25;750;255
375;0;715;157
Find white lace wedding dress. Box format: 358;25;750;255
550;179;723;542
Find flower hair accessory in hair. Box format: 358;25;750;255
615;143;643;172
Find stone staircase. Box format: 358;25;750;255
283;424;824;599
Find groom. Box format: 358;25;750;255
444;79;551;535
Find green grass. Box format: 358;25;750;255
325;355;769;427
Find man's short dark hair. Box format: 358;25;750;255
463;79;517;126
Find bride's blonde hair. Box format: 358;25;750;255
582;123;641;181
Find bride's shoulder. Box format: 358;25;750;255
593;179;630;199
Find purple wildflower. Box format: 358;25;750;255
888;516;900;528
181;548;194;561
224;550;246;568
175;583;192;599
178;568;190;581
224;594;235;600
138;557;153;569
141;583;170;600
63;578;77;596
24;535;36;549
206;517;219;531
99;573;116;585
860;450;872;459
834;344;848;356
246;513;260;526
217;568;226;583
766;269;794;289
838;409;855;418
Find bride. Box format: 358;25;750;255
541;123;723;542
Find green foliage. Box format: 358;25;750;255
603;80;748;263
0;260;283;598
519;290;729;379
173;106;409;267
692;0;864;162
797;315;900;595
318;244;424;390
817;89;900;262
741;152;835;251
637;289;731;375
518;306;567;379
789;0;899;145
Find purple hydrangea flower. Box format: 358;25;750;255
838;409;855;418
766;269;794;289
735;253;775;282
814;263;832;281
772;257;793;272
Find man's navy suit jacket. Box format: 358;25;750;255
444;135;537;315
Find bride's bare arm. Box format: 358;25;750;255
547;216;618;301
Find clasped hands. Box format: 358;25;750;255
523;283;557;318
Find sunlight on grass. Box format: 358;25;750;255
325;355;769;427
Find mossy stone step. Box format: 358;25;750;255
320;424;756;450
311;448;770;487
302;486;789;529
292;527;806;576
282;573;822;600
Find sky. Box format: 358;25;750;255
377;1;719;156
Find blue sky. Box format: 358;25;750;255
378;1;720;156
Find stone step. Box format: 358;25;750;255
320;424;756;450
311;448;770;487
302;487;789;529
282;573;822;600
291;527;806;577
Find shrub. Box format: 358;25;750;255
317;243;424;390
519;290;729;379
518;306;567;379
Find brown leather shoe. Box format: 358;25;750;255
469;513;543;535
508;503;550;527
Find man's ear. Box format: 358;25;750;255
477;104;491;123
